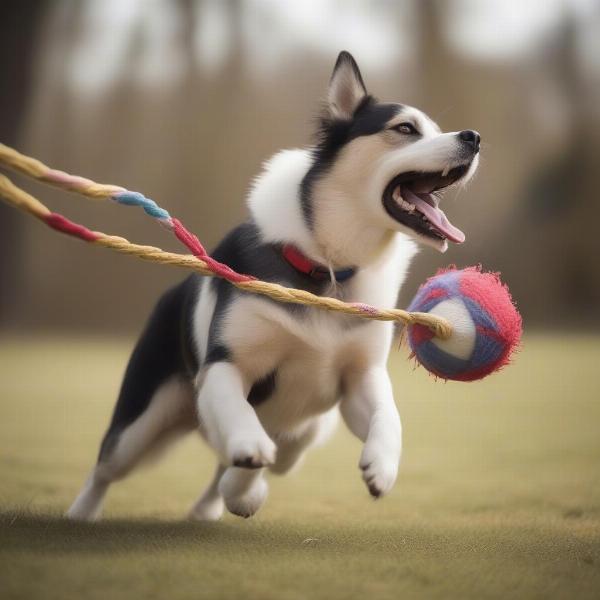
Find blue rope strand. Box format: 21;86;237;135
113;191;170;220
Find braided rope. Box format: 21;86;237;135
0;143;452;339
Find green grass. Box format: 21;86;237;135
0;334;599;599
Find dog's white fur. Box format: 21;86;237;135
67;52;478;521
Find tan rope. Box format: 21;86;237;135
0;143;452;339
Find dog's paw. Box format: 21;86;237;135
188;497;224;522
226;432;276;469
359;446;398;498
219;471;268;518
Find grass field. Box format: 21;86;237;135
1;334;599;599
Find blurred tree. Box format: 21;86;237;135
0;1;48;321
514;15;599;326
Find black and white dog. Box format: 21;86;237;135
68;52;480;521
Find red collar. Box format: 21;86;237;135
281;245;356;282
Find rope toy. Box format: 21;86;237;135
0;143;521;381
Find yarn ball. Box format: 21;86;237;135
406;266;522;382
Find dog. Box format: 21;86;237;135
67;51;480;521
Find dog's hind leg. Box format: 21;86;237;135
67;376;195;521
66;472;109;522
67;278;200;521
188;463;226;521
189;465;267;521
269;409;339;475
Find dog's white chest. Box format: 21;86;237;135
222;297;381;434
260;331;345;424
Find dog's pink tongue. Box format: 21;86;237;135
402;188;465;243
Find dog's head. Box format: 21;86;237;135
304;51;480;253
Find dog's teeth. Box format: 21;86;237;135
395;198;416;212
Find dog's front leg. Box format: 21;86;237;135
197;362;276;468
340;367;401;497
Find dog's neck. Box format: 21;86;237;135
310;189;398;269
248;149;404;270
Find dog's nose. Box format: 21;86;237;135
458;129;480;151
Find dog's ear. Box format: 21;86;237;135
328;51;367;120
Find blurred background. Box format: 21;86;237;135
1;0;599;334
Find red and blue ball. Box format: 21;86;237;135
407;266;522;382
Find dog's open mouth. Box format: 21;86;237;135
382;166;468;247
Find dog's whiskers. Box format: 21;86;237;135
452;179;469;203
326;262;342;292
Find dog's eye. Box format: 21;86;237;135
393;122;418;135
